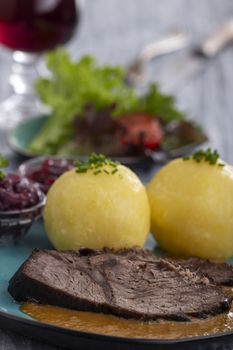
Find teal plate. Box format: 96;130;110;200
8;115;48;157
0;220;51;316
8;115;208;165
1;222;233;350
8;115;147;164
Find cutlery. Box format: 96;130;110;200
126;28;190;85
157;19;233;92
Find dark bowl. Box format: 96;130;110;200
0;192;46;245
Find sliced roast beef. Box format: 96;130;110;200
170;257;233;286
8;248;233;321
117;249;233;286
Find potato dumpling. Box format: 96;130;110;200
44;163;150;251
147;158;233;260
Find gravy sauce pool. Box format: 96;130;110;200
21;302;233;339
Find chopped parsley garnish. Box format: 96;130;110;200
183;148;224;166
74;153;119;175
0;155;9;180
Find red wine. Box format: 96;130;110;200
0;0;78;52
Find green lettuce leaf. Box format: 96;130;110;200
29;50;184;155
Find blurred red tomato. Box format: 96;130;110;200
116;113;163;150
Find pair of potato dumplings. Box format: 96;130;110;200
44;158;233;260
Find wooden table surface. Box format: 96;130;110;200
0;0;233;348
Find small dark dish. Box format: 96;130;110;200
0;200;45;245
0;173;45;245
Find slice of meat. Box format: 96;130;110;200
8;249;233;322
170;257;233;286
117;249;233;286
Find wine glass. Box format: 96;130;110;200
0;0;79;129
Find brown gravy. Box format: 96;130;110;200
21;303;233;339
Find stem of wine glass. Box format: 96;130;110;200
10;51;39;95
0;51;46;130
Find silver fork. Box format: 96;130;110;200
126;28;190;85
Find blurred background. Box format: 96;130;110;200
69;0;233;164
0;0;233;163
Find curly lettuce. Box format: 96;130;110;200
29;50;184;155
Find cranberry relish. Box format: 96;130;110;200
0;173;42;211
24;158;73;194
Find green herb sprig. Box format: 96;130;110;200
0;155;9;180
183;148;224;166
74;153;119;175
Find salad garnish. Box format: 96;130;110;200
30;50;185;155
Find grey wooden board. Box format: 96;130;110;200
0;0;233;348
